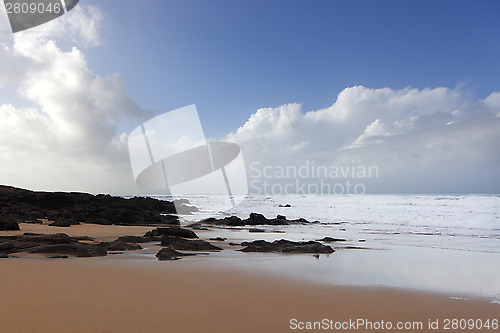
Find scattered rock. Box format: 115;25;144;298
316;237;347;242
144;227;198;239
249;228;265;233
0;233;107;257
161;235;222;251
239;239;334;254
29;243;107;257
202;213;314;226
102;241;143;251
156;248;195;261
115;235;150;243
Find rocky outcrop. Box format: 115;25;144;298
160;235;222;251
239;239;334;253
202;213;313;226
0;215;20;231
0;185;195;227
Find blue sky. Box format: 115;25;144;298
84;0;500;138
0;0;499;194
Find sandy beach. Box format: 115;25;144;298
1;203;499;333
1;257;498;333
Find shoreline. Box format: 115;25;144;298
4;222;500;300
1;257;498;333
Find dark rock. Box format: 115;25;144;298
48;255;68;259
316;237;347;242
249;228;265;233
239;239;334;254
0;185;188;227
161;235;222;251
0;215;20;231
209;237;226;241
103;241;143;251
115;235;150;243
202;216;244;226
29;243;107;257
202;213;314;226
156;248;195;261
0;254;8;258
144;227;198;239
1;233;107;257
279;204;291;207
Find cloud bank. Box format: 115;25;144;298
0;5;498;194
0;5;148;193
228;86;500;194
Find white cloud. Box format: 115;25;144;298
0;5;148;193
228;86;500;193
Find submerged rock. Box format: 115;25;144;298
239;239;334;254
209;237;227;241
316;237;346;242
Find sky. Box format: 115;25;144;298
0;0;499;194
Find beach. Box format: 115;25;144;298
1;189;499;333
1;258;499;333
1;222;499;333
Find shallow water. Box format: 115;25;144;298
124;194;500;300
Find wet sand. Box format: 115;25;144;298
1;223;499;332
0;257;498;333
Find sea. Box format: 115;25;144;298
137;194;500;301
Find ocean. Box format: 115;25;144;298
142;194;500;301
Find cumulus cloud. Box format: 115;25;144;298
228;86;500;193
0;5;148;193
